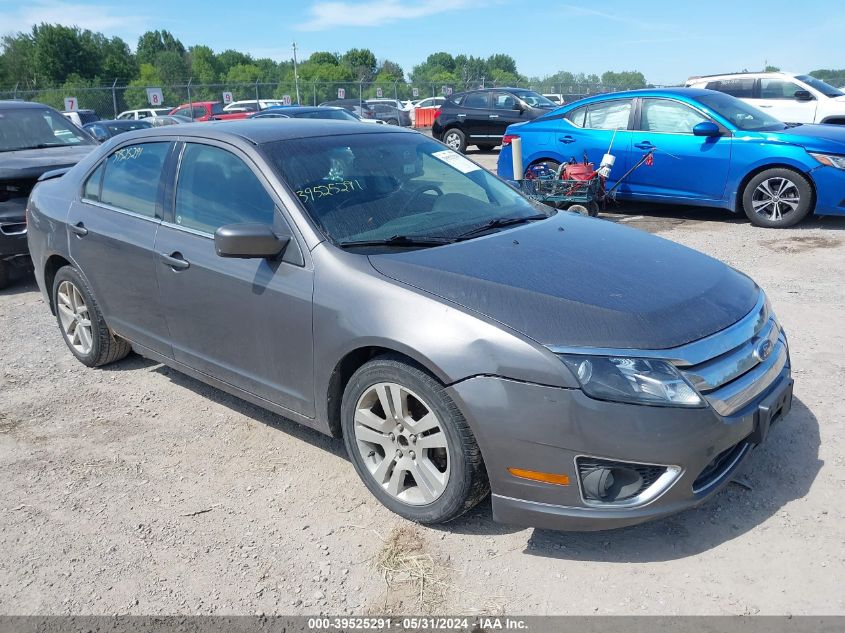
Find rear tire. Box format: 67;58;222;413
442;128;467;153
742;168;813;228
52;266;131;367
386;118;399;126
341;355;489;524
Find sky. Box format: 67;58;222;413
1;0;844;85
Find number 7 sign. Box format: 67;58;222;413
63;97;78;111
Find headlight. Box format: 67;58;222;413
809;152;845;169
559;355;703;407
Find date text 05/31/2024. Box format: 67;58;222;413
307;617;529;631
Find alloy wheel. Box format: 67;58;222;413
56;280;93;355
444;132;462;151
751;177;801;222
353;382;450;505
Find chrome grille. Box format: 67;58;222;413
674;299;788;416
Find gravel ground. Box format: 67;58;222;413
1;149;843;616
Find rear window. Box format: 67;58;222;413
462;93;489;109
705;78;756;98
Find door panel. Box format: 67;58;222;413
623;98;732;201
155;141;315;416
154;227;315;416
67;142;172;355
458;92;492;141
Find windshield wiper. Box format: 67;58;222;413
338;234;455;249
455;213;548;239
1;143;65;152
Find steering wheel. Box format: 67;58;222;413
400;184;444;213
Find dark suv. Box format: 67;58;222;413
432;88;557;153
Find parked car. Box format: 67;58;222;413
223;99;286;113
319;99;378;122
83;119;153;142
497;87;845;227
62;109;100;127
117;108;172;120
28;119;792;530
169;102;250;122
365;100;411;126
432;88;557;152
149;115;192;127
685;72;845;125
0;100;96;289
543;93;564;105
249;106;363;121
413;97;445;110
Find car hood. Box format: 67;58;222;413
0;144;95;181
763;123;845;151
368;213;759;350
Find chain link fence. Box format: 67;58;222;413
0;81;650;118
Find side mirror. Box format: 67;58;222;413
794;90;814;101
214;223;289;259
512;101;525;111
693;121;721;137
90;128;109;142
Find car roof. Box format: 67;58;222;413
88;119;152;126
0;100;53;110
261;106;342;113
559;87;714;107
688;71;797;81
115;118;414;145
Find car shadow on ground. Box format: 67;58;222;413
521;397;821;562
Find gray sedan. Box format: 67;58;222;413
26;120;793;530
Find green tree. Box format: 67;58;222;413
225;63;262;84
188;45;219;84
98;36;137;82
600;70;646;88
32;24;98;84
217;49;253;76
136;30;184;66
342;48;377;81
154;50;188;84
0;33;37;85
309;51;339;65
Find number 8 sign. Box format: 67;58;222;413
146;88;164;106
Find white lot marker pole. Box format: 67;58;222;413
511;136;523;180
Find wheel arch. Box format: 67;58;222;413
325;344;449;438
733;163;817;213
43;254;73;314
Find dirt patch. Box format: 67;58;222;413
371;525;448;614
762;235;841;253
0;412;20;435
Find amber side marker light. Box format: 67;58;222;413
508;467;570;486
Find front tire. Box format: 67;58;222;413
742;168;813;228
341;355;489;524
442;128;467;153
52;266;131;367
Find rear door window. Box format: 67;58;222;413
564;105;587;127
583;99;633;130
174;143;276;234
462;92;490;109
99;142;170;217
705;78;756;98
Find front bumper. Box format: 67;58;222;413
0;198;29;260
447;363;792;532
810;165;845;216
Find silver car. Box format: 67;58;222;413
26;120;793;530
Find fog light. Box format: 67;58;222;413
581;466;644;502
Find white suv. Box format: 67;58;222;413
686;72;845;125
117;108;172;120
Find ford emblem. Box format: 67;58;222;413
754;339;773;362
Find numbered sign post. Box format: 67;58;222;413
222;91;233;105
337;88;345;99
63;97;78;111
376;87;383;98
282;94;292;106
146;88;163;107
412;87;419;98
441;85;453;96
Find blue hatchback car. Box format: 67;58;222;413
497;88;845;227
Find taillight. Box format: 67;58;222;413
434;109;441;119
502;134;519;146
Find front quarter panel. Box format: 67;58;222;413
311;243;576;426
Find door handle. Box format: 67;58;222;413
69;222;88;237
456;113;466;117
758;105;773;108
634;141;655;150
489;114;500;119
559;135;576;144
160;252;190;271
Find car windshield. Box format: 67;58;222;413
262;133;550;246
795;75;844;98
292;109;357;121
697;92;787;131
513;90;557;108
0;107;94;152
